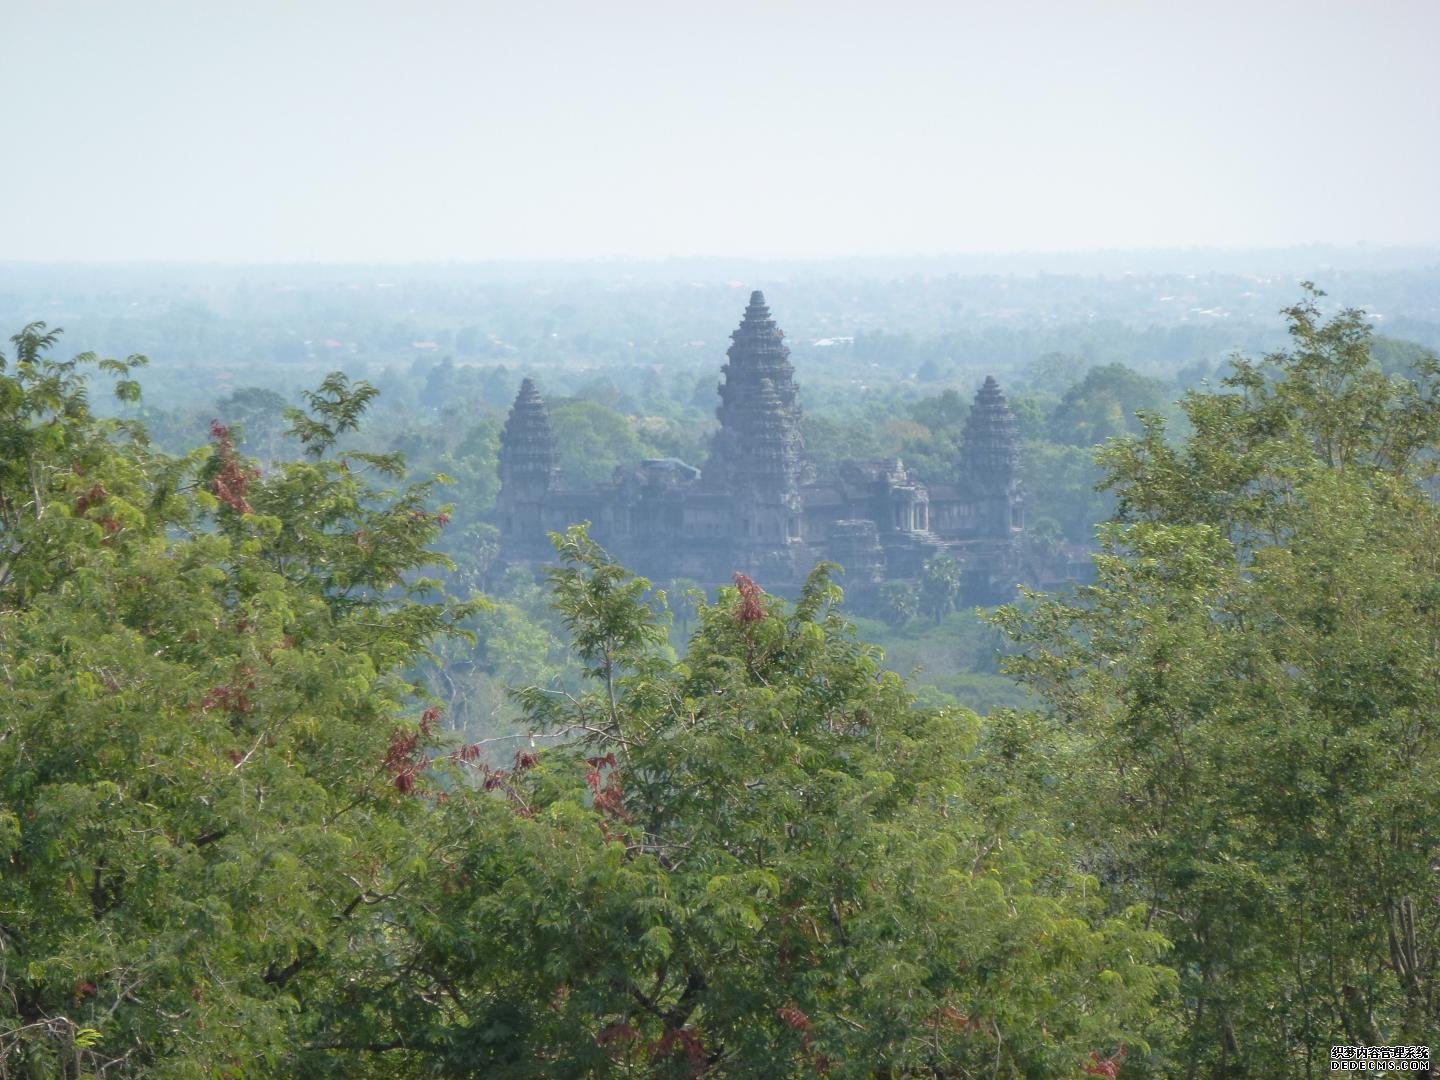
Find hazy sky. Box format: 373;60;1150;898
3;0;1438;262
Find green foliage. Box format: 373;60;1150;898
996;286;1440;1074
376;539;1170;1077
18;287;1440;1077
548;399;662;486
801;414;884;480
284;371;381;457
1020;440;1113;545
217;385;292;462
0;329;475;1077
1047;363;1174;447
0;323;155;606
873;580;918;629
1371;334;1440;379
848;607;1034;715
918;553;961;623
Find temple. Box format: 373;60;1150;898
496;291;1032;604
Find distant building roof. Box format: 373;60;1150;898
640;457;700;475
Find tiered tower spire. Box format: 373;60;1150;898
962;375;1022;537
705;291;812;497
497;377;559;497
496;377;560;561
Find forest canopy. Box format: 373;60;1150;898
1;288;1438;1077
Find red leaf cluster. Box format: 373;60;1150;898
449;750;539;818
1083;1047;1128;1078
776;1003;815;1050
927;1005;981;1033
449;743;481;764
209;419;259;515
585;754;631;823
596;1022;639;1048
651;1026;705;1069
384;727;428;795
74;483;108;514
200;670;257;715
385;708;451;793
776;1004;811;1033
733;572;765;624
406;509;453;528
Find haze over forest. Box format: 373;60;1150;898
3;2;1440;1078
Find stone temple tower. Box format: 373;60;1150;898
705;291;813;556
496;377;559;559
962;375;1022;538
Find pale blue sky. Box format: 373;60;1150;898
3;0;1437;261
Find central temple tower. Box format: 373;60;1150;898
961;375;1022;538
496;377;559;560
704;291;813;556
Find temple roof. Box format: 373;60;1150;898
704;291;812;497
962;374;1020;480
498;377;559;488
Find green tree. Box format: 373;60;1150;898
1019;440;1112;544
371;534;1171;1077
801;414;884;480
996;286;1440;1075
908;388;968;431
216;385;291;463
0;326;476;1077
874;579;918;629
549;399;659;486
1047;362;1173;447
918;553;961;623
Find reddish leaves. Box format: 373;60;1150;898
73;481;123;543
200;669;257;716
776;1004;814;1050
776;1004;811;1033
209;419;258;515
385;727;426;795
586;753;631;823
652;1026;706;1069
385;708;449;794
596;1022;639;1048
1084;1047;1128;1078
733;572;765;624
450;743;481;764
928;1005;981;1033
594;774;630;822
74;483;108;515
